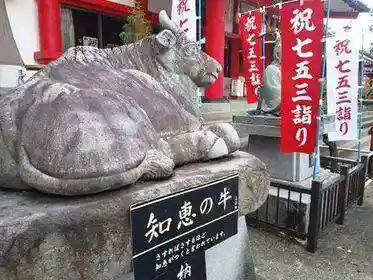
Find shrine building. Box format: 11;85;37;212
0;0;370;109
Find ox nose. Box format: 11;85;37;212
214;64;222;76
217;64;222;74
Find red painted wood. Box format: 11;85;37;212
138;0;148;9
204;0;225;100
61;0;133;17
240;0;271;6
233;0;240;34
230;38;241;79
34;0;63;64
229;0;241;80
35;0;158;64
62;0;158;24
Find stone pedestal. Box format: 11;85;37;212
248;135;314;182
0;151;269;280
233;115;318;182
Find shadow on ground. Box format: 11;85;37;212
249;185;373;280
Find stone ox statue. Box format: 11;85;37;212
0;11;240;196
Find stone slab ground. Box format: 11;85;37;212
249;183;373;280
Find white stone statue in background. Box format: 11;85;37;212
249;31;281;116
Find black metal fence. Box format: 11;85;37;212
246;155;368;253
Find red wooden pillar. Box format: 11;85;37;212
231;0;240;79
34;0;63;64
230;38;240;79
204;0;225;100
138;0;148;9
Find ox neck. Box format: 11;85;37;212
118;37;201;117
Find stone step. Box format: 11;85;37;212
338;132;370;149
202;100;257;124
323;127;370;150
320;134;371;159
346;135;370;150
362;119;373;129
201;102;231;113
361;101;373;112
202;111;232;124
362;113;373;122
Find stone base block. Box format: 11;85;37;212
233;115;320;182
0;151;269;280
248;135;315;182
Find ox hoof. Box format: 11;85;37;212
206;138;228;160
207;123;240;154
142;149;175;180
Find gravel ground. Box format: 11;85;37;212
249;184;373;280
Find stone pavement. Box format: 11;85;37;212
248;183;373;280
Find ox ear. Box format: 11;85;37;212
155;30;177;49
159;10;178;33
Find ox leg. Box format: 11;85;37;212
166;130;229;166
205;123;240;154
140;148;175;180
17;81;176;195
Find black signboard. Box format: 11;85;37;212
154;252;207;280
130;174;239;280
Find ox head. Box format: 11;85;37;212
154;10;222;87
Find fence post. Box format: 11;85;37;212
337;166;349;225
368;155;373;179
358;156;368;206
307;180;322;253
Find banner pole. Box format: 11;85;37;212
197;0;203;110
198;0;202;49
262;10;266;90
357;25;365;163
313;0;331;179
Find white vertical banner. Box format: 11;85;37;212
171;0;197;42
327;24;361;141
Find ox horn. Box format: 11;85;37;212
159;10;179;34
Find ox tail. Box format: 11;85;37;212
18;146;146;196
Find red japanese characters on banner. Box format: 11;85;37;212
176;0;190;32
239;12;263;104
327;26;360;141
280;1;324;153
171;0;196;41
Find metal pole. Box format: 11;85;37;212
197;0;203;110
313;0;331;179
357;25;365;163
262;11;266;84
198;0;202;49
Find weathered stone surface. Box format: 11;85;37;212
0;11;241;196
233;115;318;182
233;115;280;127
0;151;269;280
248;135;314;182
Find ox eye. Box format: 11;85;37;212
184;44;198;56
